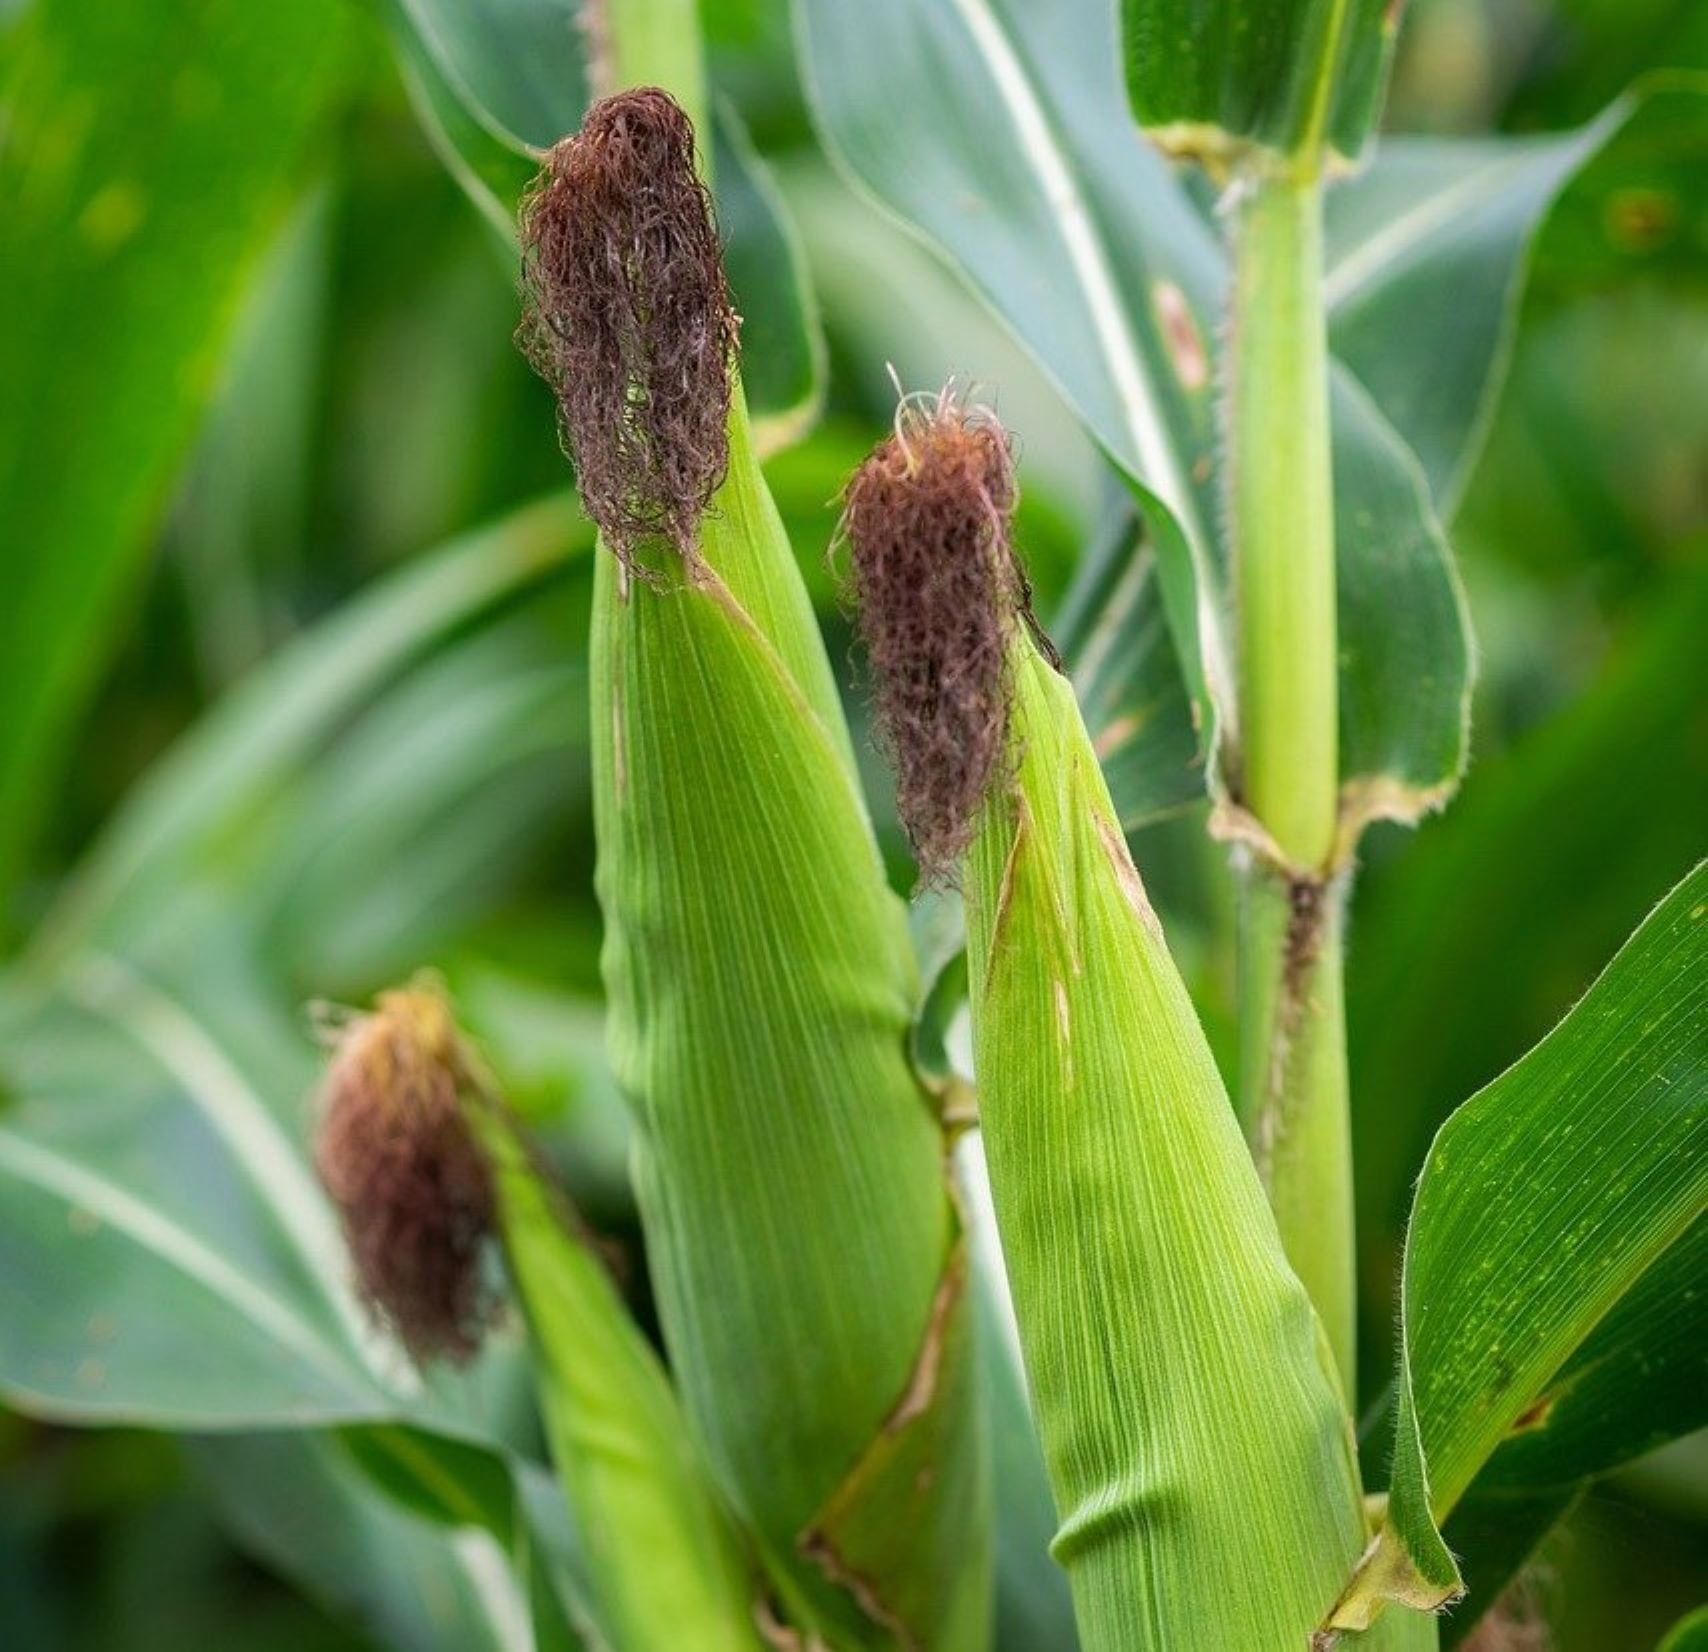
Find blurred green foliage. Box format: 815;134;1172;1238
0;0;1702;1645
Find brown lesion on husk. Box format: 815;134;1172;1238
752;1599;831;1652
313;988;498;1364
839;387;1058;887
516;86;739;577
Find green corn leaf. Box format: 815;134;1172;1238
390;4;541;243
1356;1219;1706;1639
961;635;1420;1650
386;0;823;440
331;1425;598;1652
592;394;990;1648
0;0;348;910
0;959;405;1428
257;613;586;993
1471;1211;1707;1495
1121;0;1399;172
195;1429;590;1652
1351;568;1708;1315
1323;79;1708;511
794;0;1471;847
1659;1607;1708;1652
1050;503;1202;831
1331;862;1708;1630
34;494;587;963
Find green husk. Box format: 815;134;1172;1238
471;1104;764;1652
590;388;989;1646
962;635;1422;1651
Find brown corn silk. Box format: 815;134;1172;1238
317;984;764;1652
314;989;494;1363
517;86;739;575
521;92;989;1648
840;393;1035;885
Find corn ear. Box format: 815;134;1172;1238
963;638;1416;1650
591;392;988;1645
316;985;763;1652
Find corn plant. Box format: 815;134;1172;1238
0;1;1702;1651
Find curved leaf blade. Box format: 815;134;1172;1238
1472;1211;1707;1494
1335;862;1708;1627
0;969;399;1427
1051;502;1203;829
0;0;347;906
795;0;1473;837
395;0;589;153
35;496;585;962
1324;82;1708;512
195;1430;576;1652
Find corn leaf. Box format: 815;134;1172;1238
1121;0;1399;169
35;496;585;962
195;1430;588;1652
592;399;988;1647
0;0;348;907
1659;1607;1708;1652
330;1426;597;1652
1333;861;1708;1628
0;509;601;1646
1351;569;1708;1307
794;0;1470;842
796;2;1697;850
1050;503;1202;831
0;959;405;1427
387;0;823;437
1323;80;1708;511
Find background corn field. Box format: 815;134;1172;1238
0;0;1704;1647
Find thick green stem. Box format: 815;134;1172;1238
1227;166;1357;1390
1230;172;1337;869
1236;863;1356;1399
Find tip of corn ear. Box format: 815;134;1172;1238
313;986;496;1364
516;86;739;573
839;386;1053;884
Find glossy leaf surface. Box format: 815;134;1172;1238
1336;863;1708;1626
